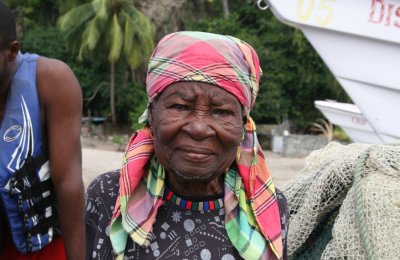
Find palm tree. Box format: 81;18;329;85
58;0;155;125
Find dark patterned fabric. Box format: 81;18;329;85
85;170;289;259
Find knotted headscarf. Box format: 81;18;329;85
139;31;261;122
110;31;283;260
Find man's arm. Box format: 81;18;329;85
37;57;85;260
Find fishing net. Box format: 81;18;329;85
282;142;400;260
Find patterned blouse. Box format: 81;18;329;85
85;170;289;259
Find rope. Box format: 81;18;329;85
353;146;375;260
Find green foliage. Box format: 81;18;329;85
58;0;155;125
333;127;351;143
21;26;66;60
21;26;109;116
126;83;148;131
5;0;62;28
58;0;155;67
111;135;125;145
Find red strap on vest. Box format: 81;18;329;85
0;232;65;260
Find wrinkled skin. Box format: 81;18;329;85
149;82;244;197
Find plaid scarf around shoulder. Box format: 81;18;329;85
109;119;283;259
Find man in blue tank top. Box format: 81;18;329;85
0;2;85;259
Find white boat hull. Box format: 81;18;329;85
268;0;400;143
315;100;382;144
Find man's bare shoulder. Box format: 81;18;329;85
35;56;81;105
36;56;75;80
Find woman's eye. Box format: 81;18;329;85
213;109;233;116
170;104;189;111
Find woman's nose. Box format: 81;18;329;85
182;115;215;140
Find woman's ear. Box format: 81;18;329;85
242;116;248;126
147;104;154;126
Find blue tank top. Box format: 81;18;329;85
0;52;59;253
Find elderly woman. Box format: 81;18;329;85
85;31;288;260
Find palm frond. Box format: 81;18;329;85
65;25;87;56
108;13;123;62
58;3;94;32
310;119;333;141
135;9;155;51
122;5;154;68
81;16;107;51
123;12;134;58
96;0;110;19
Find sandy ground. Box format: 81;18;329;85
82;148;305;189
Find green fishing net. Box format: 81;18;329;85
283;142;400;260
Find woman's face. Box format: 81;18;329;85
149;82;244;182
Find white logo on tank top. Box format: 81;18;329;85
3;125;22;142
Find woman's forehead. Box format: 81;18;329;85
158;82;240;104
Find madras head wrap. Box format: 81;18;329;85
110;31;283;259
139;31;261;123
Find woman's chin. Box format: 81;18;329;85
176;171;214;181
171;166;217;182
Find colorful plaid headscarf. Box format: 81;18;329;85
110;31;283;259
139;31;261;122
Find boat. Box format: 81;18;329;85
266;0;400;144
314;100;383;144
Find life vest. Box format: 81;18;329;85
0;52;60;253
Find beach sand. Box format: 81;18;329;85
82;148;305;189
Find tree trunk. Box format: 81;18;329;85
136;0;185;39
110;61;116;125
223;0;229;19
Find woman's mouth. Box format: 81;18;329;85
177;147;214;161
